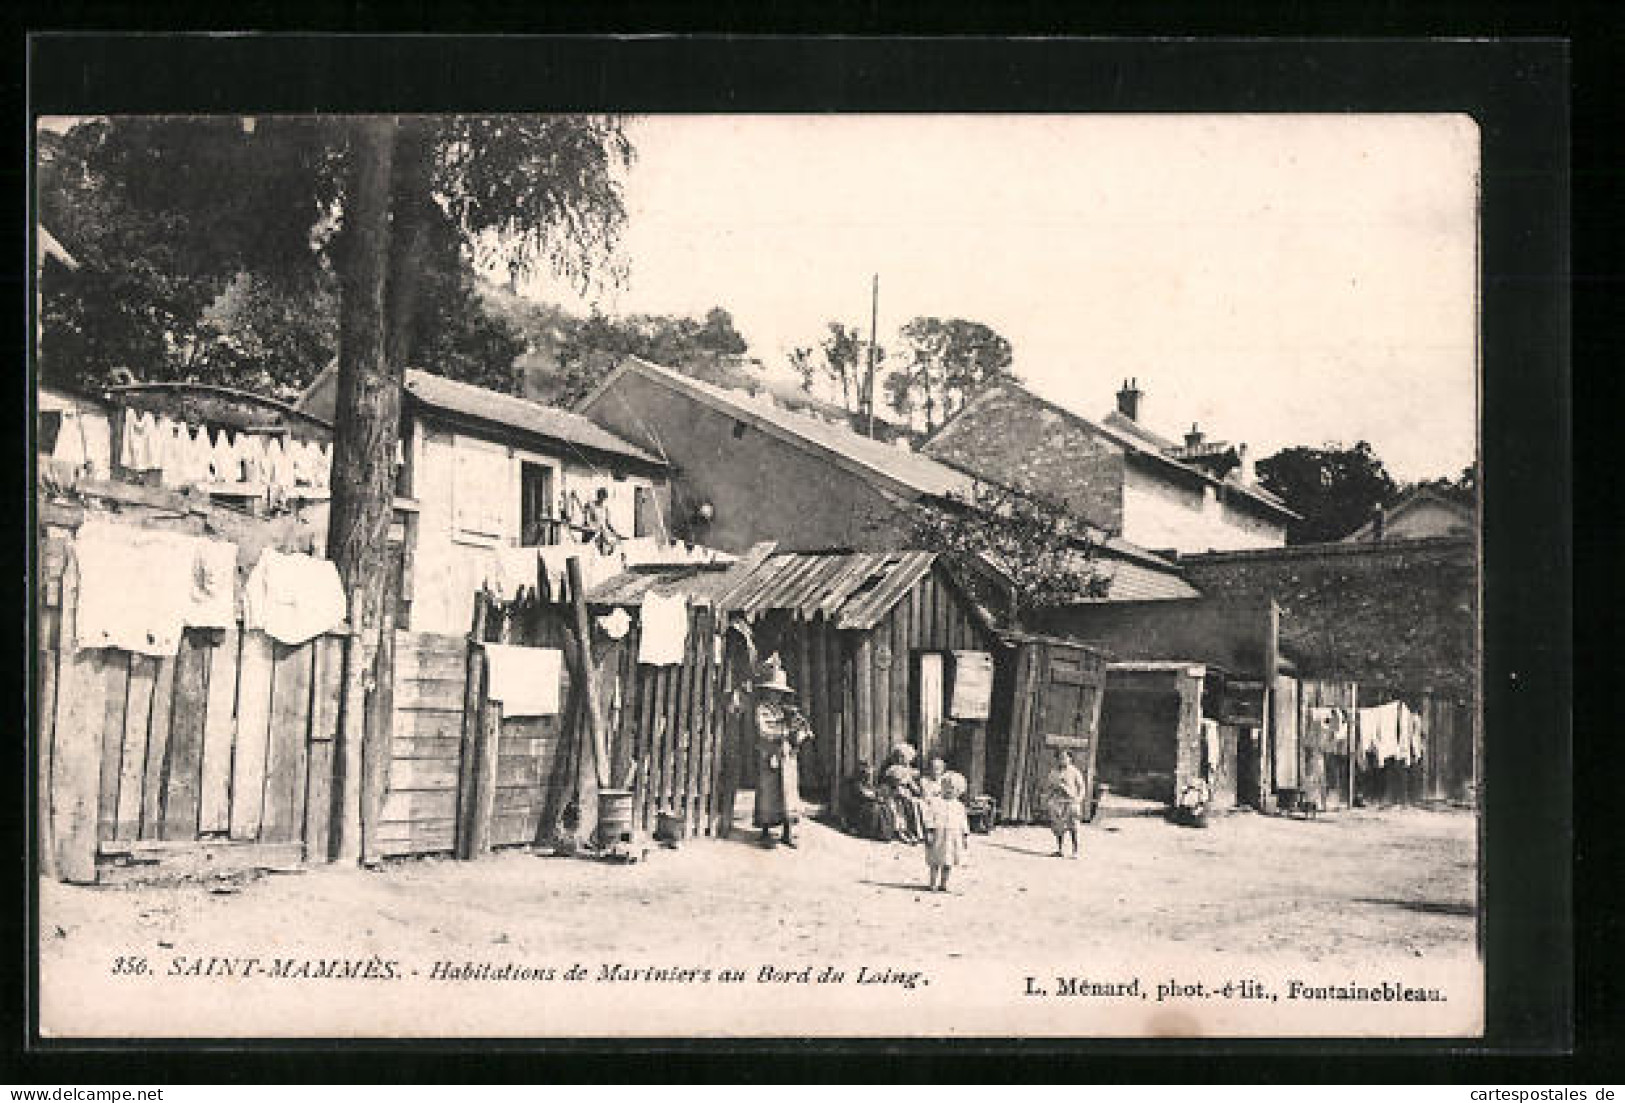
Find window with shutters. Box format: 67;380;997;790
452;439;509;541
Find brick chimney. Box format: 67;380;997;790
1116;378;1143;422
1184;423;1205;451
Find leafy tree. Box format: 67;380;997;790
36;117;538;401
40;114;635;857
903;483;1108;623
1256;441;1400;544
820;322;864;413
887;316;1014;433
1404;463;1477;509
787;346;816;393
510;304;756;407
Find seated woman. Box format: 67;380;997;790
844;761;896;841
881;743;925;844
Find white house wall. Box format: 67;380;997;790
406;418;660;634
1120;465;1284;553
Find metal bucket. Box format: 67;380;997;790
597;789;635;846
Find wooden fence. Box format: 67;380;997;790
373;590;736;860
39;560;348;882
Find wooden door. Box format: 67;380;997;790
1023;645;1105;820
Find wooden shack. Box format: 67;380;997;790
588;549;1110;830
588;549;1003;818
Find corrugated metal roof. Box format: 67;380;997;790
586;549;941;631
405;370;665;467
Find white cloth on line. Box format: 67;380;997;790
483;643;562;717
71;520;190;656
185;535;240;629
243;549;347;645
485;545;541;601
596;607;631;640
637;590;689;665
1200;718;1221;772
71;521;238;655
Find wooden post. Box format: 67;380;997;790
361;607;396;864
333;630;368;862
455;596;489;860
566;557;605;843
468;696;501;858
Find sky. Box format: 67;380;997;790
529;114;1478;483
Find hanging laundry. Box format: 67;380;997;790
263;437;292;490
536;545;575;600
185;536;240;629
637;590;689;665
243;549;348;646
208;427;238;483
52;406;112;478
238;433;270;485
596;607;631;640
71;520;197;656
313;442;332;489
482;643;563;717
119;409;159;471
1200;718;1221;777
484;545;541;602
1306;707;1340;752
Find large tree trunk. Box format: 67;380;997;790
328;117;398;863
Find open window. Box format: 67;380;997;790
520;461;559;547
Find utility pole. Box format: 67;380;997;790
865;273;879;438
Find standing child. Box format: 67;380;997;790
923;773;971;893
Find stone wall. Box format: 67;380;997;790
1179;537;1476;701
923;386;1126;531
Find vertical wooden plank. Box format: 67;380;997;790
853;635;874;774
468;699;502;857
633;652;659;833
656;664;678;817
97;655;130;842
52;559;109;883
455;602;490;859
160;633;210;840
1002;644;1033;818
198;627;241;834
670;618;698;829
908;586;924;652
888;606;909;754
695;614;719;834
920;575;939;649
806;616;829;819
115;657;155;841
610;632;636;790
229;630;276;840
871;618;892;753
262;641;315;844
360;619;396;861
823;622;843;815
139;656;176;840
303;634;344;862
36;602;62;879
300;634;343;862
679;608;710;833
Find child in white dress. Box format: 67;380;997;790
923;773;971;893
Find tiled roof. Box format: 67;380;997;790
591;358;976;499
1084;557;1202;602
930;381;1297;520
405;370;664;467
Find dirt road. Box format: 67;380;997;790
41;799;1478;970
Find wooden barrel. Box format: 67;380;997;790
597;788;635;845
